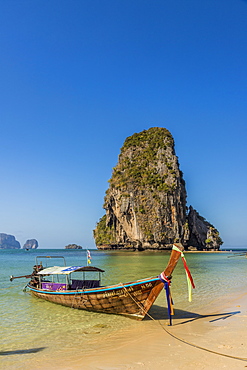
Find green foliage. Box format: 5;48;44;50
157;183;170;192
93;215;116;245
139;206;146;214
205;229;223;247
122;127;173;151
109;127;178;193
213;232;223;246
143;230;154;240
120;192;130;198
95;127;187;247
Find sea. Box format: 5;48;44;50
1;248;247;369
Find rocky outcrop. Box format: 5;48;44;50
186;207;223;250
93;127;223;251
0;233;21;249
23;239;38;249
65;244;82;249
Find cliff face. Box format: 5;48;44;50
186;207;223;250
23;239;38;249
0;233;21;249
65;244;82;249
94;128;223;251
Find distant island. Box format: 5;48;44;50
65;244;83;249
0;233;38;249
0;233;21;249
94;127;223;251
22;239;38;249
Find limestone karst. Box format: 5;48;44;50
93;127;223;251
65;244;83;249
0;233;21;249
23;239;38;249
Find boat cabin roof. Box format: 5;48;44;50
37;265;105;275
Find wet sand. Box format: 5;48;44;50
24;288;247;370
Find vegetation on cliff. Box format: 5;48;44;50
108;127;180;193
94;127;223;251
65;244;83;249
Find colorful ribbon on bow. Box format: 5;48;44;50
87;250;91;265
158;273;174;325
159;244;195;325
172;244;195;302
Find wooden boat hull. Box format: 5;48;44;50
18;244;189;321
28;276;164;319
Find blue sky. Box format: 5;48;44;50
0;0;246;249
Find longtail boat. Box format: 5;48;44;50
10;244;194;323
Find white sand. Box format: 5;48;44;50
27;289;247;370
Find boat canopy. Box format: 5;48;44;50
37;266;105;275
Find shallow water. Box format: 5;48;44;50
1;248;246;369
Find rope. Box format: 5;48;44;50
160;323;247;362
71;288;83;309
0;286;18;291
120;283;148;316
120;283;247;363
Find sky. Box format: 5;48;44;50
0;0;246;249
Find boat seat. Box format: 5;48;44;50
71;279;100;290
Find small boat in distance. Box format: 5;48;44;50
10;244;194;323
227;251;247;258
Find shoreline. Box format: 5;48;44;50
13;286;247;370
74;289;247;369
2;250;247;370
96;248;246;253
71;290;247;369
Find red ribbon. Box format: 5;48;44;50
181;257;195;289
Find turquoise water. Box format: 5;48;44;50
1;248;247;369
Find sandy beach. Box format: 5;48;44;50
2;250;247;370
20;288;246;370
